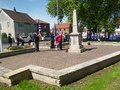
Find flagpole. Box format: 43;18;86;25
56;0;59;33
56;0;58;22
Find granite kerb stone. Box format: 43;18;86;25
0;66;12;85
58;51;120;75
55;51;120;85
0;66;12;76
2;67;32;86
25;65;60;79
0;48;35;58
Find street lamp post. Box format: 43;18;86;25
0;24;3;52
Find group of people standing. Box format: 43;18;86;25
15;34;33;46
50;32;63;50
7;32;63;52
7;33;32;47
7;33;39;52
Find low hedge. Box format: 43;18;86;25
7;45;32;50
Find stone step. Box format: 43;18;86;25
0;66;12;85
2;67;32;86
0;66;12;76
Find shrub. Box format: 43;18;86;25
7;45;32;50
23;45;32;48
2;32;7;39
8;46;24;50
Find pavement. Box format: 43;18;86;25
0;66;12;76
2;41;50;49
0;42;120;70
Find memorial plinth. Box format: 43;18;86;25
68;9;84;53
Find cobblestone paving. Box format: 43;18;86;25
0;44;120;70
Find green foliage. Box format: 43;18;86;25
16;80;40;90
101;19;116;33
7;45;31;50
81;64;120;90
23;45;32;49
46;0;120;31
2;32;7;39
8;46;24;50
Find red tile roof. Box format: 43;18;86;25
2;8;36;23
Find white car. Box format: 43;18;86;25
21;36;30;43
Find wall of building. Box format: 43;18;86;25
55;23;72;34
0;10;15;38
14;22;36;36
39;23;50;36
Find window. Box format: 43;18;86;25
7;22;10;27
18;23;23;27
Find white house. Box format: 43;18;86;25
0;8;36;38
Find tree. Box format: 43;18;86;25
47;0;66;23
46;0;120;32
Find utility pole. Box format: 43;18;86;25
0;24;3;52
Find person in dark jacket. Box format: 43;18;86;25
16;34;20;46
7;33;12;48
34;33;39;52
50;32;55;48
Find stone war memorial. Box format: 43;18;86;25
0;9;120;87
68;9;84;53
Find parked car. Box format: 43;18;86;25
41;35;51;41
21;36;29;43
43;36;51;41
21;36;33;43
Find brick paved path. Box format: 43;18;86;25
0;45;120;70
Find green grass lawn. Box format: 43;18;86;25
1;61;120;90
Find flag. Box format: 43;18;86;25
53;24;57;36
36;23;41;34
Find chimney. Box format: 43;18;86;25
13;7;16;12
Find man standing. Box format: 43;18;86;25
7;33;12;48
34;33;39;52
50;32;55;48
16;34;20;46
